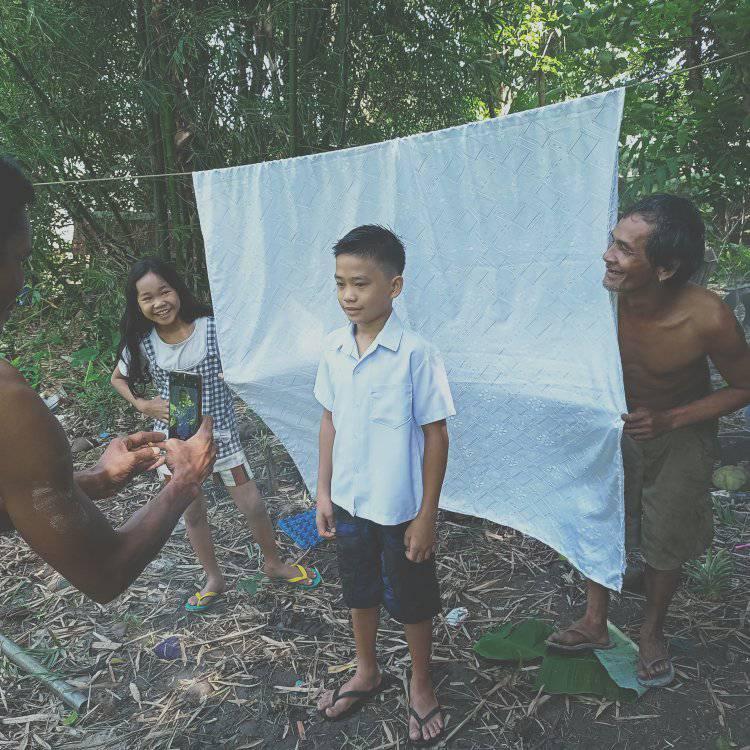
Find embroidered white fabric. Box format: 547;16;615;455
193;89;627;589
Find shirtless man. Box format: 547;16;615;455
548;194;750;687
0;156;216;603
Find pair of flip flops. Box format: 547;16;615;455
546;627;674;688
184;564;323;612
319;674;445;747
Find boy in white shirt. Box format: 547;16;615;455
314;225;455;747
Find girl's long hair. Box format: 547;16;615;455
117;256;212;398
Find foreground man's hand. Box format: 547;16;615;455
95;431;165;489
164;416;216;485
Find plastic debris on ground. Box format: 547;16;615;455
41;388;67;412
446;607;469;627
277;509;323;549
153;636;181;660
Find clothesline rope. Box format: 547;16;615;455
31;49;749;188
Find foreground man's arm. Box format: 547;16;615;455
0;365;215;603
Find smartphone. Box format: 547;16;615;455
168;371;203;440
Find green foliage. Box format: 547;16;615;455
0;1;747;427
713;243;750;285
712;497;737;526
536;650;637;702
685;548;734;601
0;0;745;283
0;259;127;428
474;619;552;662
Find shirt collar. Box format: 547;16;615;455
338;311;404;358
375;311;404;351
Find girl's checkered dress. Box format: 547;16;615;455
141;316;243;462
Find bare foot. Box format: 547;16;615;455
637;628;672;683
264;560;317;586
547;617;609;648
409;675;443;743
317;669;382;719
187;578;226;607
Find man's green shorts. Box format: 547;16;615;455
623;420;718;571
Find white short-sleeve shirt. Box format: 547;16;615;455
314;312;456;525
118;317;208;375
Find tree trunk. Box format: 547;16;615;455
685;12;703;93
537;67;546;107
334;0;349;145
136;0;169;256
288;0;298;156
148;0;185;267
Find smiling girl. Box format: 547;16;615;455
111;257;320;612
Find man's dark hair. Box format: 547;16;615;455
0;156;34;252
333;224;405;276
621;193;705;286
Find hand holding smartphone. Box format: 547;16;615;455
168;371;203;440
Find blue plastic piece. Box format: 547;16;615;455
278;509;323;549
153;635;181;660
16;286;32;306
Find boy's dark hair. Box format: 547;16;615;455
621;193;705;286
333;224;405;276
0;156;34;254
116;256;212;398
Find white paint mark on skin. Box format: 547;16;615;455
31;481;90;531
49;513;68;531
31;483;59;513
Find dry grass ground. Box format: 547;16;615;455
1;399;749;750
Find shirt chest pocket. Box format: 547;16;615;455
369;384;413;429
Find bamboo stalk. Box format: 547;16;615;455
0;633;87;711
288;0;298;157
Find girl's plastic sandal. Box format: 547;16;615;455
282;564;322;590
184;590;223;613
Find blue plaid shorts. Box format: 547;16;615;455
334;505;441;624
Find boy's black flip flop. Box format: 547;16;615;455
408;705;445;747
318;673;392;722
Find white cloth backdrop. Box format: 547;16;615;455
194;89;628;590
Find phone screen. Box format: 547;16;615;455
168;371;203;440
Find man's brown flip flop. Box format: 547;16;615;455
545;627;615;652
